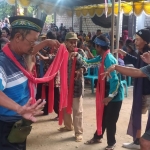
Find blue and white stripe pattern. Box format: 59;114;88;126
0;50;30;121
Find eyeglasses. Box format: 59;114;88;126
25;38;36;46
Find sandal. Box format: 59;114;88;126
84;138;102;145
75;134;83;142
105;144;116;150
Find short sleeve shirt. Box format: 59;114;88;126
0;50;30;121
140;65;150;79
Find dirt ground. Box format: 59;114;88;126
27;86;148;150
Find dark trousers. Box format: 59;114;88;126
36;84;60;116
0;120;26;150
36;83;42;100
53;87;60;115
93;101;122;146
43;86;60;116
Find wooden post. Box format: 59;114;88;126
110;0;115;52
116;0;121;61
54;11;56;24
24;8;27;16
72;9;74;30
15;0;17;16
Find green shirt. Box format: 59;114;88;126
77;53;124;101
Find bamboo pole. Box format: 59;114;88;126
116;0;121;61
110;0;115;53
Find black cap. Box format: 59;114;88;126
9;16;44;32
136;29;150;44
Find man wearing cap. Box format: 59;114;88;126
101;53;150;150
0;16;59;150
104;29;150;149
58;32;86;142
70;35;124;150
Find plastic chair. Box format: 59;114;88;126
84;67;98;93
121;80;128;97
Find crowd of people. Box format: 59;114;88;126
0;15;150;150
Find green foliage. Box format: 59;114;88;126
45;15;54;24
0;1;15;20
27;6;35;17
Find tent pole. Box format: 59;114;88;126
72;9;74;30
54;11;56;24
15;0;17;16
116;0;121;61
110;0;115;53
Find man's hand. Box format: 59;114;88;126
103;97;112;106
84;46;90;52
46;39;60;50
113;49;127;56
17;98;46;122
75;68;84;80
69;52;78;59
141;51;150;64
100;65;116;80
32;39;60;55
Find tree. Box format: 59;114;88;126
0;1;15;20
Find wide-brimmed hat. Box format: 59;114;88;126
65;32;78;40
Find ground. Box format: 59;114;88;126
27;87;148;150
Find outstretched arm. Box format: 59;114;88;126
70;52;101;68
102;65;147;79
0;91;46;122
32;39;60;55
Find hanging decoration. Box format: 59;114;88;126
75;1;150;17
4;0;150;17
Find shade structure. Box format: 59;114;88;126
75;1;150;17
5;0;150;17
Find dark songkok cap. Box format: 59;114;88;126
9;16;44;32
136;29;150;44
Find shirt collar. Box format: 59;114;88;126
11;50;24;61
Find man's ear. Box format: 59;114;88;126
14;33;22;43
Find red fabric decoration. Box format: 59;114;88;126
66;48;78;114
2;43;68;125
96;50;110;135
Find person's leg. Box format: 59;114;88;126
93;105;107;140
85;106;107;144
72;96;83;141
123;95;149;149
53;87;60;117
58;108;73;131
36;83;42;100
43;85;49;115
140;128;150;150
106;101;122;146
0;120;26;150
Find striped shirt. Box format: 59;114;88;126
0;50;30;122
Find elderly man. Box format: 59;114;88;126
101;51;150;150
58;32;87;142
108;29;150;149
0;16;59;150
70;35;124;150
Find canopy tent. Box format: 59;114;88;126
75;1;150;17
5;0;104;8
5;0;150;17
5;0;104;17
